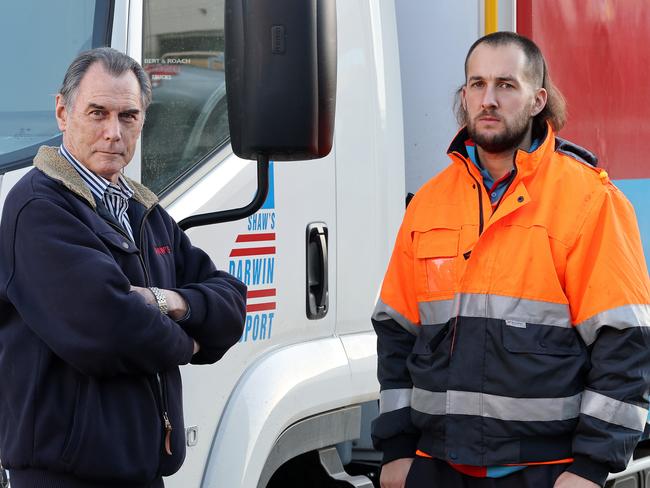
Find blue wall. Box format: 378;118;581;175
616;179;650;266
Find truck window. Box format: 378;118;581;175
0;0;108;172
141;0;228;195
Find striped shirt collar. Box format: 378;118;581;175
59;144;134;202
59;144;136;241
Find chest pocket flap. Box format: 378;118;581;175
416;228;460;258
97;231;139;255
414;228;460;297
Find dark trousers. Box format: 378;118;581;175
9;469;165;488
405;457;568;488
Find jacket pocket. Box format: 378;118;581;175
502;321;581;356
411;323;449;355
408;324;452;394
415;229;460;297
97;230;140;255
61;377;165;482
489;321;587;401
61;381;82;464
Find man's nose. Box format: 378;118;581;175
481;85;498;109
103;114;121;141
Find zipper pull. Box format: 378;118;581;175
163;412;173;455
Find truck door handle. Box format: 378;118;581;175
306;222;329;319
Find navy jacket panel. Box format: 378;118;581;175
0;150;246;485
142;205;247;364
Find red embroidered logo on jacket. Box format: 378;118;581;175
154;245;172;255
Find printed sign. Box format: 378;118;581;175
229;164;277;343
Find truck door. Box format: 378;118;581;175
137;3;337;485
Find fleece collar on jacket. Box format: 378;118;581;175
33;146;158;210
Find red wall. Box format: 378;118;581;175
518;0;650;179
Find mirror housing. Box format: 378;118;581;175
225;0;337;161
180;0;337;230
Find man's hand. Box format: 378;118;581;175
553;471;599;488
130;285;156;306
130;285;188;321
380;458;414;488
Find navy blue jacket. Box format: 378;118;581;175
0;146;247;487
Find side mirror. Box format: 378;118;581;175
179;0;337;231
226;0;337;161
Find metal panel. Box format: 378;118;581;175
318;447;374;488
394;1;479;194
606;455;650;481
517;0;650;269
609;474;638;488
333;0;405;336
256;406;362;488
517;0;650;180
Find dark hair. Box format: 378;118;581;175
454;31;567;131
59;47;152;110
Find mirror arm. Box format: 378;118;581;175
178;155;270;231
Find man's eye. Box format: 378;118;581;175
499;82;513;89
90;110;104;117
471;81;484;88
120;113;137;121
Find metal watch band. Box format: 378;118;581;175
149;287;169;315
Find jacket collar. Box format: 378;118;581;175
447;121;556;180
33;146;158;210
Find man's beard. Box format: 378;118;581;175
467;110;532;154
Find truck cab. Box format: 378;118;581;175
1;1;403;486
1;1;649;487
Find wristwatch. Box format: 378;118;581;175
149;287;169;315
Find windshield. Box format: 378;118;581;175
0;0;110;170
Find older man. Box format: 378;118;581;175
372;32;650;488
0;48;246;487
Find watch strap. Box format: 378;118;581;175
149;287;169;315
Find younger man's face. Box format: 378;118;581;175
462;42;546;153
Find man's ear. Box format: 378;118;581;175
55;94;67;132
531;87;548;117
461;85;468;111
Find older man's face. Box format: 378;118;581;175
55;63;144;183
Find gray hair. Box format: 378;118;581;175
59;47;152;110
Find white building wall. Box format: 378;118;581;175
395;0;515;194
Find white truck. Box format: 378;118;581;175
1;1;648;487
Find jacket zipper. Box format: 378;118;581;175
456;156;484;236
104;206;173;456
137;206;174;456
450;154;485;358
161;374;173;455
492;165;518;213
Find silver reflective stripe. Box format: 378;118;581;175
575;304;650;346
581;390;648;432
460;294;572;328
380;388;412;414
412;388;581;422
418;299;454;325
372;298;420;336
418;293;571;328
412;388;446;415
448;391;582;421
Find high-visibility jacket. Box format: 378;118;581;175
371;123;650;485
